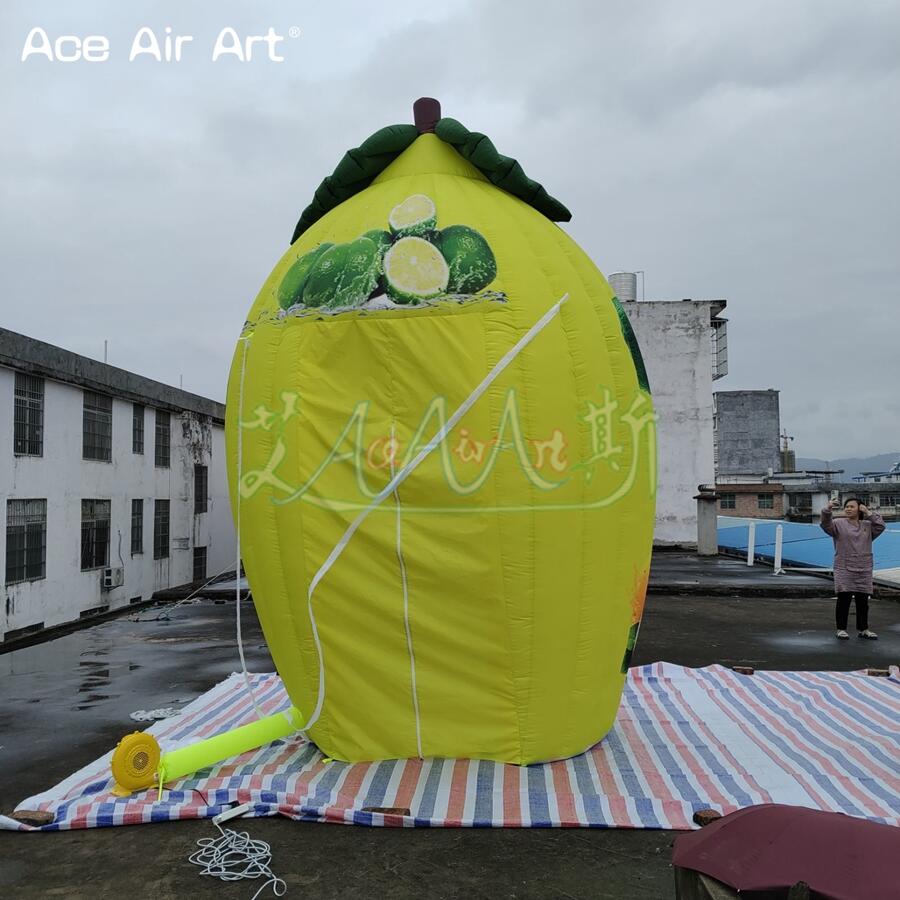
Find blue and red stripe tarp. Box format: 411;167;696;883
3;665;898;832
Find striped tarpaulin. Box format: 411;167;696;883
3;664;898;832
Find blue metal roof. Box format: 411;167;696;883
718;518;900;571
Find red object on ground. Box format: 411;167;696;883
673;804;900;900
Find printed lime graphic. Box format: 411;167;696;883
274;194;499;313
384;236;450;304
438;225;497;294
388;194;437;237
302;238;381;309
302;243;348;308
363;229;393;259
336;236;381;308
277;242;333;309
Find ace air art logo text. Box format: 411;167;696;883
20;26;300;63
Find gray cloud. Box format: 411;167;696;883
1;0;898;459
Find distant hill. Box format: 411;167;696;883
795;452;900;481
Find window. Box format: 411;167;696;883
83;391;112;461
154;410;170;468
14;373;44;457
81;499;110;570
132;404;144;454
194;464;208;514
881;494;899;507
719;493;736;510
131;499;143;555
193;546;207;582
153;499;170;559
757;494;774;509
5;499;47;584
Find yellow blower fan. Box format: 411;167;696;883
110;707;306;796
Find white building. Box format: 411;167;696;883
619;294;728;545
0;328;235;643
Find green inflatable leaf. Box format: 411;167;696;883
289;117;571;244
434;119;571;222
612;297;651;394
290;124;419;244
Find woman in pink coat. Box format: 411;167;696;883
820;497;885;640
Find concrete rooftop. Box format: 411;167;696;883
1;553;898;900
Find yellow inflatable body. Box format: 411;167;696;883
226;118;655;765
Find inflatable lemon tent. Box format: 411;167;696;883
112;99;656;792
226;98;657;765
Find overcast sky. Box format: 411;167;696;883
1;0;898;459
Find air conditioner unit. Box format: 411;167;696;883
101;567;125;590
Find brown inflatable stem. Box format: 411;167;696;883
413;97;441;134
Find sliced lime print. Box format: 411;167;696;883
277;195;500;313
388;194;437;238
438;225;497;293
383;236;449;304
277;242;333;309
612;296;650;393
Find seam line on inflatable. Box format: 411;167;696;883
390;423;423;758
300;293;571;734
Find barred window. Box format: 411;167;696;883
757;494;774;510
193;546;207;582
133;404;144;454
14;373;44;457
83;391;112;462
131;498;143;555
719;493;736;510
5;499;47;584
81;499;110;570
194;464;208;514
154;410;170;468
153;499;170;559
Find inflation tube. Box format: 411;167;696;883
110;706;305;797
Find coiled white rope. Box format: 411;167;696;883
188;820;286;900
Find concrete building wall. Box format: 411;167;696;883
621;300;723;545
208;425;235;576
717;485;784;519
714;390;780;476
0;362;235;641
